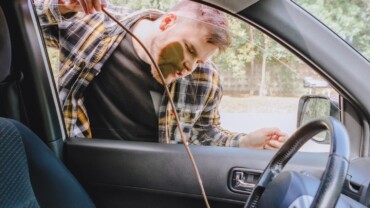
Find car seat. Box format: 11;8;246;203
0;6;95;208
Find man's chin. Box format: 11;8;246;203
152;73;170;85
153;76;165;85
151;69;176;85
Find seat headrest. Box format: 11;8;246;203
0;7;12;83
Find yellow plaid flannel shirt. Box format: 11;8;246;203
35;0;245;146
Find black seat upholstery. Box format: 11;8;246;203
0;6;95;208
0;118;95;208
0;119;40;208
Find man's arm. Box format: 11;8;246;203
190;88;246;147
189;64;288;148
34;0;104;48
34;0;133;49
189;65;245;147
34;0;68;48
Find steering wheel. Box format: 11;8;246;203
245;117;350;208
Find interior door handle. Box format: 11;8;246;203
229;168;261;194
235;171;256;189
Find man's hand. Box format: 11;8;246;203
239;128;288;149
59;0;107;15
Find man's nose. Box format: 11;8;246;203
183;61;193;72
183;59;199;72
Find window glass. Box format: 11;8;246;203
293;0;370;62
213;16;338;152
41;0;338;152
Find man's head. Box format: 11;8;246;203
149;0;231;84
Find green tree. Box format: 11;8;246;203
110;0;178;11
296;0;370;60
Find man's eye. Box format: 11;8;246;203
185;43;195;55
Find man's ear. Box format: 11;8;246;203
159;13;177;31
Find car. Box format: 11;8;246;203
0;0;369;207
303;77;329;88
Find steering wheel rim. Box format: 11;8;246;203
245;117;350;208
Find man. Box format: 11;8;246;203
35;0;288;149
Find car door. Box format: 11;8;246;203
2;0;370;207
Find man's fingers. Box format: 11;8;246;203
265;139;284;149
101;0;107;9
271;134;279;140
92;0;101;11
263;143;276;150
84;0;94;14
77;0;105;14
263;141;280;150
78;0;88;14
265;127;287;138
278;135;288;142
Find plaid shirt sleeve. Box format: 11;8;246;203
35;0;164;138
35;0;113;138
34;0;61;48
189;63;246;147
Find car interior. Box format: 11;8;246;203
0;5;95;207
1;0;370;207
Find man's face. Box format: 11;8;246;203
150;15;218;85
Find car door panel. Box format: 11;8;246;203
65;138;327;207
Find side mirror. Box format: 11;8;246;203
297;95;340;143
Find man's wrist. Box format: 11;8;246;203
237;134;249;148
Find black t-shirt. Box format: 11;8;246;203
84;34;164;142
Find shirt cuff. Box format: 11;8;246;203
229;133;247;147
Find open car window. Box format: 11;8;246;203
39;0;340;152
213;14;339;152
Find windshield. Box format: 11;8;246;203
293;0;370;62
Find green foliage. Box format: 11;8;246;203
295;0;370;60
213;15;302;96
109;0;179;11
215;0;369;96
267;64;302;96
